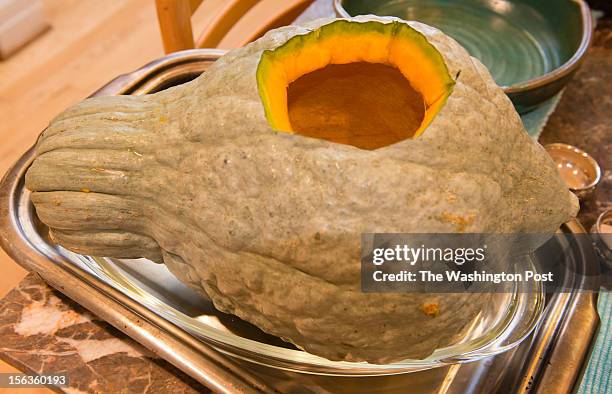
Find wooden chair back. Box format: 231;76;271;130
155;0;314;53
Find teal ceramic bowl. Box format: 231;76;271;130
334;0;593;113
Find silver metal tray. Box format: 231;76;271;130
0;49;600;393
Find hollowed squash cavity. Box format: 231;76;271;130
287;62;425;150
256;20;455;150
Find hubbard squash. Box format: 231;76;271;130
25;16;578;363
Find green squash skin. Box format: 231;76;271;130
24;16;577;363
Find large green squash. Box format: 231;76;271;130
25;16;577;363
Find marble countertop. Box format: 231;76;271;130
539;18;612;229
0;273;207;393
0;4;609;394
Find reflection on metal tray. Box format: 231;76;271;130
0;49;600;393
73;252;543;374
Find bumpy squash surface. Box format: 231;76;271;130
25;17;578;363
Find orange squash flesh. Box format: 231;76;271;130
257;20;455;148
287;62;425;150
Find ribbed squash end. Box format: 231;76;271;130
256;20;455;149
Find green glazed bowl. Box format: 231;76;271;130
334;0;593;113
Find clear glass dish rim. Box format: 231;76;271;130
80;254;545;376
